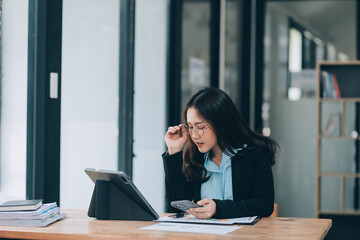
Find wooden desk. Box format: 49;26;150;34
0;209;331;240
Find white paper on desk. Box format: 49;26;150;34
141;222;242;235
156;214;259;225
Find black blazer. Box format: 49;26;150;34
162;147;274;219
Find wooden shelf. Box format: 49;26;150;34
318;172;360;178
320;98;360;102
319;211;360;216
315;61;360;219
319;136;360;140
317;61;360;66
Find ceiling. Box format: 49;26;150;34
268;1;356;60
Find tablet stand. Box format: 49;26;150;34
87;179;155;220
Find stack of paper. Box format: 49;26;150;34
156;214;260;225
0;202;67;227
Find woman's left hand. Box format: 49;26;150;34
187;198;216;219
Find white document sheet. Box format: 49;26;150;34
141;222;242;235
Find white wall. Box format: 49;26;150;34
0;0;28;198
133;0;167;213
60;0;119;209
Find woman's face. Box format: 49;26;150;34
186;107;218;153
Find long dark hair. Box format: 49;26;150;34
182;87;279;182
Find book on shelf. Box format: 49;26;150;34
0;201;67;227
321;71;341;99
0;199;43;211
331;73;341;98
322;113;340;137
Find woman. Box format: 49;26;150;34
162;87;279;219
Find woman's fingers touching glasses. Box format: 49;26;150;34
167;124;187;137
164;124;188;155
167;126;178;134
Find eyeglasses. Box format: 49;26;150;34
183;124;210;136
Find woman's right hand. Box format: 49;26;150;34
164;124;188;155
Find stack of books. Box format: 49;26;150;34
0;199;67;227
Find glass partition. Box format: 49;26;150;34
181;0;211;108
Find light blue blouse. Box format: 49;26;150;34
200;145;247;200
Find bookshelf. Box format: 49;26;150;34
316;61;360;217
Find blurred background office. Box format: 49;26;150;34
0;0;359;239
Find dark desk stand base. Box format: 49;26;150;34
87;180;155;220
